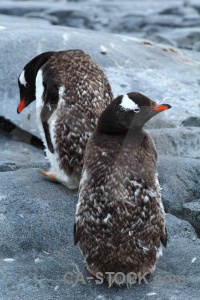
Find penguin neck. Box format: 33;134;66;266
97;124;147;149
123;127;147;146
27;51;55;99
97;121;144;136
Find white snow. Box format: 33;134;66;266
3;258;15;262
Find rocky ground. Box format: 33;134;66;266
0;0;200;299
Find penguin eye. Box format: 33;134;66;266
25;83;29;88
134;108;140;113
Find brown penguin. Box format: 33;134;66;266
74;92;170;285
17;50;113;188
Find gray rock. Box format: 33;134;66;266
0;168;199;300
1;2;200;299
0;130;47;171
183;200;200;235
1;19;200;138
143;14;183;27
0;12;51;27
0;1;60;16
156;27;200;49
0;1;51;14
24;11;59;25
110;14;145;33
181;46;200;61
165;213;197;241
181;16;200;28
149;127;200;159
2;0;200;37
47;8;95;29
0;1;186;19
0;168;77;257
193;41;200;51
144;33;178;47
0;115;46;171
159;5;199;17
158;156;200;216
182;116;200;127
189;0;200;13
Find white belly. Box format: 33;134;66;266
35;69;79;189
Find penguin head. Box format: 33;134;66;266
97;92;171;133
17;68;35;114
17;51;55;114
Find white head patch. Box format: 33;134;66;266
120;94;140;112
19;70;27;87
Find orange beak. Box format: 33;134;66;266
17;99;25;114
153;104;171;111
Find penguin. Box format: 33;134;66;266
74;92;171;285
17;49;113;189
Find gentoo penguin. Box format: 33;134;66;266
17;50;113;189
74;92;171;285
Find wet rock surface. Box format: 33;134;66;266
0;168;199;300
0;1;200;299
158;156;200;216
1;0;200;50
183;200;200;235
1;20;200;135
0;130;47;171
149;127;200;159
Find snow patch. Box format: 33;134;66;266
3;258;15;262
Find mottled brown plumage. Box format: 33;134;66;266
74;92;170;284
17;50;113;188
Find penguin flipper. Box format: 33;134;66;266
74;223;80;245
161;226;167;247
40;80;59;153
42;120;54;153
